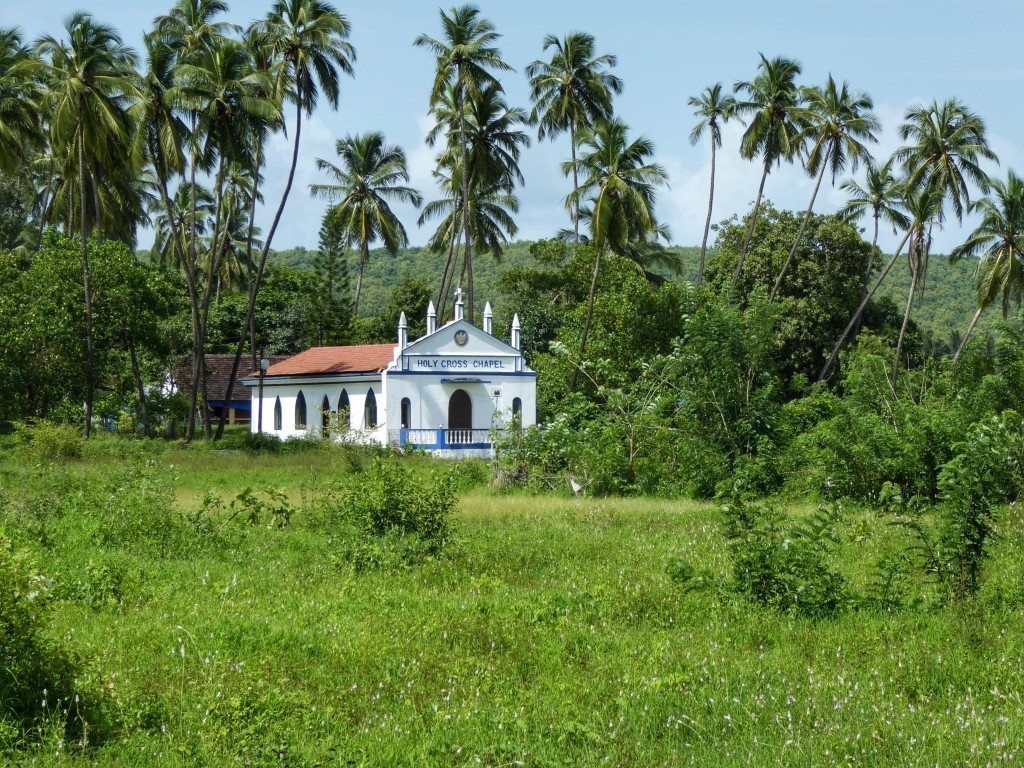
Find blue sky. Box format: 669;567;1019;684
5;0;1023;253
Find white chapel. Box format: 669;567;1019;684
243;292;536;457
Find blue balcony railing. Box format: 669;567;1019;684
390;428;493;449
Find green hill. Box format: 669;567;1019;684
268;242;989;347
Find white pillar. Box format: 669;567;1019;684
483;302;493;335
511;313;521;350
398;312;408;349
426;300;436;335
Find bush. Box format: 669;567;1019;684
0;534;80;742
14;422;83;462
722;500;848;618
315;458;455;549
896;413;1024;599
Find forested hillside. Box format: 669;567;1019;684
268;241;986;344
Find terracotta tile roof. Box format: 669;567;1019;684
265;344;397;377
175;354;286;403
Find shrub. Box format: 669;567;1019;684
316;458;455;549
722;500;847;618
14;422;83;462
0;534;80;741
896;413;1024;599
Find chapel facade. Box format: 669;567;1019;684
243;293;536;457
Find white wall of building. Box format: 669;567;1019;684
246;313;536;453
250;377;387;443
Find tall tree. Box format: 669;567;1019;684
425;82;528;316
565;117;668;390
769;76;879;301
0;28;42;174
949;171;1024;360
526;31;621;248
893;186;943;383
891;99;996;379
216;0;353;441
415;4;511;323
815;157;911;379
896;99;997;223
169;35;278;437
839;157;910;285
687;83;737;284
35;13;138;437
309;131;422;314
732;54;805;288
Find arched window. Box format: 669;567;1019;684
364;389;378;429
337;389;350;433
273;396;282;430
400;397;411;429
512;397;522;418
295;390;307;428
321;395;331;438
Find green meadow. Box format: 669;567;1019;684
2;435;1023;767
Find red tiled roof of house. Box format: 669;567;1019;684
263;343;398;377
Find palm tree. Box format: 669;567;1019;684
415;4;511;322
153;0;233;59
688;83;737;285
425;82;529;316
896;99;997;223
732;54;805;288
949;171;1024;360
169;36;278;438
890;99;996;380
565;117;668;390
893;186;944;383
0;28;42;174
216;0;352;441
840;157;910;284
309;131;422;314
35;12;138;437
818;165;911;381
526;32;621;247
769;76;879;301
420;168;520;272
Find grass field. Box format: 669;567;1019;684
2;436;1023;766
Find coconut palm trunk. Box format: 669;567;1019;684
569;245;603;392
78;131;94;438
770;162;827;302
570;121;580;249
353;240;369;315
734;158;770;288
698;135;717;285
214;94;303;441
819;229;911;381
893;245;925;385
953;307;984;362
850;212;881;338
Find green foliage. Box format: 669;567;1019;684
315;458;455;548
13;422;83;462
705;203;898;388
0;535;79;744
722;500;848;617
895;414;1024;599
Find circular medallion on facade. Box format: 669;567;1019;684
454;330;469;347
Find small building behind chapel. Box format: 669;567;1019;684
243;293;536;457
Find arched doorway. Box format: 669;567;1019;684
321;395;331;439
448;389;472;430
